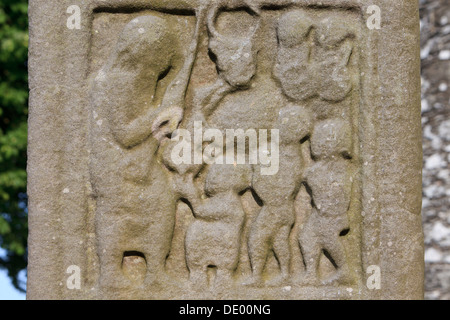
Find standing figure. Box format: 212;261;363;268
89;8;205;291
299;119;355;285
247;104;312;286
243;11;315;286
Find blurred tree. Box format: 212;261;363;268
0;0;28;292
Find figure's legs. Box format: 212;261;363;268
214;226;242;288
215;268;234;288
143;247;169;286
138;164;178;286
97;232;127;290
322;230;352;285
189;266;208;288
272;224;293;284
94;193;134;292
298;212;321;285
246;207;274;286
185;220;210;288
143;211;177;286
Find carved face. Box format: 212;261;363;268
205;163;252;196
209;34;257;88
310;119;353;160
277;104;312;144
277;11;313;48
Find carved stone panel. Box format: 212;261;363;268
28;0;424;299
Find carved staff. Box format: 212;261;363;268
152;5;208;141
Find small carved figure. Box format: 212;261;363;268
176;161;252;287
247;104;312;286
299;118;355;285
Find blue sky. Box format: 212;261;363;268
0;249;26;300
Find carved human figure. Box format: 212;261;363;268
247;104;312;286
173;161;252;287
299;119;355;285
90;9;204;290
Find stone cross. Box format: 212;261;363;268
27;0;424;299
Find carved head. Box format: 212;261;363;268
315;18;354;49
310;119;353;160
277;11;313;49
205;163;252;196
277;104;312;144
207;5;260;88
208;36;258;88
113;15;177;75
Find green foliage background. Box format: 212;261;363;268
0;0;29;292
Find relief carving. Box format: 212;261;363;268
300;119;356;285
90;6;206;290
89;3;362;295
274;11;355;102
